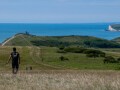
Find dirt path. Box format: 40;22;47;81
2;36;15;46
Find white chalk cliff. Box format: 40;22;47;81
108;24;120;31
108;25;117;31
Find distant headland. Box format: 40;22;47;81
108;24;120;31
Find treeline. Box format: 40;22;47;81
31;40;71;47
83;40;120;48
5;33;120;48
31;39;120;48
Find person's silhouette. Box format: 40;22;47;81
7;47;20;74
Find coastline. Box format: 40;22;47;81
1;35;15;46
108;25;117;31
0;23;120;43
108;24;120;31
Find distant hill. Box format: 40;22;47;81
112;37;120;43
108;24;120;31
2;33;120;48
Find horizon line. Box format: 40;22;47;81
0;22;120;24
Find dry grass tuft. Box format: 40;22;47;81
0;70;120;90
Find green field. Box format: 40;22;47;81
0;46;120;71
1;33;120;70
0;35;120;90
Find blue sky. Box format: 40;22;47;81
0;0;120;23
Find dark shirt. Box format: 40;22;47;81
11;52;19;63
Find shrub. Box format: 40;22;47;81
59;56;69;61
84;49;105;58
99;52;106;57
84;49;100;54
104;56;117;63
64;47;86;53
58;45;65;50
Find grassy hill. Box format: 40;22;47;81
1;34;120;70
3;33;120;48
112;37;120;43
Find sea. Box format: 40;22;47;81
0;23;120;43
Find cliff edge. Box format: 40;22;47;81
108;24;120;31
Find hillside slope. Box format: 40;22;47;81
112;37;120;43
2;33;120;48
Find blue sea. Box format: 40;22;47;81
0;23;120;43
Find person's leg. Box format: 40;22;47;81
12;63;16;74
12;68;15;74
15;64;19;74
15;68;18;74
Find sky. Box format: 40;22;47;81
0;0;120;23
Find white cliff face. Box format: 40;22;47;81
108;25;117;31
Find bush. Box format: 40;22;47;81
58;45;65;50
99;52;106;57
59;56;69;61
64;47;86;53
84;49;100;54
84;49;105;58
104;56;117;63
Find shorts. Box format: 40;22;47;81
12;62;19;69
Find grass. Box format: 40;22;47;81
41;47;120;70
0;46;120;90
0;46;56;71
0;46;120;70
0;70;120;90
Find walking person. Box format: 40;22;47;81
7;47;20;74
